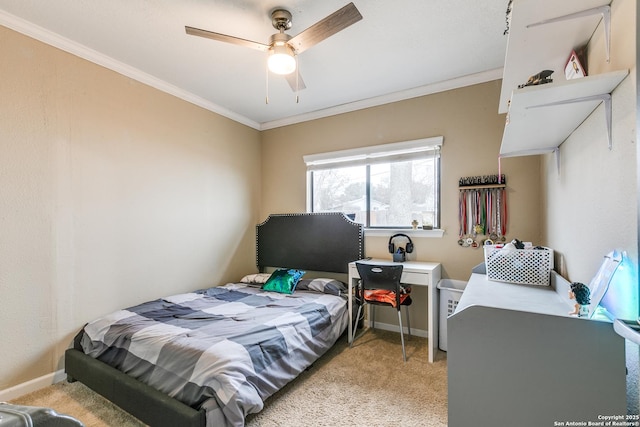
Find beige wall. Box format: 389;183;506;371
261;81;542;330
0;27;261;390
262;81;542;280
4;0;633;393
542;0;637;285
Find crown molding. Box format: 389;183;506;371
1;10;503;132
0;10;261;130
259;68;505;130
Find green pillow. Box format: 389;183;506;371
262;268;306;294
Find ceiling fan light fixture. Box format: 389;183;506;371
187;3;362;90
268;44;296;75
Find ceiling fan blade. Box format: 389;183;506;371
288;2;362;54
185;26;270;52
284;70;306;91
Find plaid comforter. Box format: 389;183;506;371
80;283;348;427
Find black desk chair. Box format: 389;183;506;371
351;262;412;361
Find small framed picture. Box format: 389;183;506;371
565;47;587;80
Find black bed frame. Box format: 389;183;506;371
65;212;363;427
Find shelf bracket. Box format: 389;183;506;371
527;93;613;150
527;5;611;62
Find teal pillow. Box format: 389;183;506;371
262;268;306;294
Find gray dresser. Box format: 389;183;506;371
447;272;626;427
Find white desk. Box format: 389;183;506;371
347;260;441;363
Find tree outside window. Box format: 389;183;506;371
306;138;441;229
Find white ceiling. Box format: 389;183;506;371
0;0;508;130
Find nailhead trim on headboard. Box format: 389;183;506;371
256;212;364;274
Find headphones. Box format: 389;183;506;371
388;233;414;254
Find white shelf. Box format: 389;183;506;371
497;0;630;158
499;69;628;157
499;0;612;114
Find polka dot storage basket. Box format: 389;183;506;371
483;245;554;286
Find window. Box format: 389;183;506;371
304;137;442;229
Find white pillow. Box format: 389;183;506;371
239;273;271;285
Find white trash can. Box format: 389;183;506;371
437;279;467;351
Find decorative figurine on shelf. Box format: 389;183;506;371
518;69;554;89
569;282;591;317
411;219;419;229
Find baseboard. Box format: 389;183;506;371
0;370;66;401
364;321;428;338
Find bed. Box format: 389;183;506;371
64;212;364;427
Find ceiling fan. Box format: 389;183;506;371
185;2;363;92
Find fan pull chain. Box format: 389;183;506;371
295;56;300;104
265;62;270;104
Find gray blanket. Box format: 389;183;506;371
80;283;348;427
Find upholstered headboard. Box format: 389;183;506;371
256;213;364;274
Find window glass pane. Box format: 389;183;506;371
370;158;437;228
308;144;440;229
312;165;367;224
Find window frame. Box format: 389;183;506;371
304;137;443;230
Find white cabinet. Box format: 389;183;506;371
499;0;628;157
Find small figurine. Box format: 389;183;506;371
518;70;554;88
568;282;591;317
511;238;525;249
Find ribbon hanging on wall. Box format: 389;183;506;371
458;175;507;248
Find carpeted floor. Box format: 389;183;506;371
10;329;448;426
